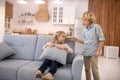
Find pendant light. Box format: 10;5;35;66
34;0;45;4
53;0;63;4
17;0;28;4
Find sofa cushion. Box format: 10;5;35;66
34;35;75;64
17;61;42;80
3;35;37;60
17;61;72;80
0;59;31;80
0;42;16;61
39;47;67;65
54;64;72;80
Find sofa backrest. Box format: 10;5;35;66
3;35;37;60
34;35;75;64
34;35;52;61
3;35;75;63
65;38;75;64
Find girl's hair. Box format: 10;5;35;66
51;31;67;43
82;11;96;23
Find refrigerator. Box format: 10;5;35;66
74;18;84;54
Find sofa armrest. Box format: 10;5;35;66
71;54;83;80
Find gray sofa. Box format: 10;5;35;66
0;35;83;80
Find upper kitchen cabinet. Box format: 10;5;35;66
52;5;75;25
5;1;13;18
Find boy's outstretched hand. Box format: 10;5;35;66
73;37;79;42
73;37;84;44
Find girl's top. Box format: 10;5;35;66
43;42;73;53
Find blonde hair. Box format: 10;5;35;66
82;11;96;23
51;31;67;43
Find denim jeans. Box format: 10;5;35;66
38;59;63;75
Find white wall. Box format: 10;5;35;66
8;0;88;34
0;0;5;42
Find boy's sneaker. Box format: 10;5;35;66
42;73;54;80
35;70;42;78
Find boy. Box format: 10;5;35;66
73;11;105;80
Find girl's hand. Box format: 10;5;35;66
46;42;55;47
56;45;68;50
73;37;79;42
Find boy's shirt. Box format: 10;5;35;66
82;24;105;56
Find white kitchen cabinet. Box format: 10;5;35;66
52;6;75;24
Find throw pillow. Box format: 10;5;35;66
39;47;67;65
0;42;16;61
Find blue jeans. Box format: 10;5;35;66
38;59;63;75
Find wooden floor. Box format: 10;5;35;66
81;56;120;80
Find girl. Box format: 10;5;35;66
73;11;105;80
35;31;73;80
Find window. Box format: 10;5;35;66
5;18;11;33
